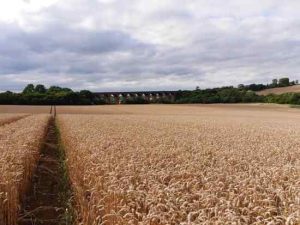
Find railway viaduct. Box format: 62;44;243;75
95;91;178;104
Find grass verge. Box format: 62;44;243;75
290;104;300;109
55;120;76;225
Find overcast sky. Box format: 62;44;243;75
0;0;299;92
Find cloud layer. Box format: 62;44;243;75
0;0;299;91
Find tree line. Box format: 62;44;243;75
175;86;300;105
0;78;299;105
175;77;300;105
0;84;105;105
237;77;298;91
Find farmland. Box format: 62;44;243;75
0;114;28;126
0;115;49;225
0;104;299;224
0;103;298;115
257;85;300;95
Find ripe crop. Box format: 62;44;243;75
0;115;50;225
58;112;300;225
0;114;28;126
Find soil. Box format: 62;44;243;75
18;117;71;225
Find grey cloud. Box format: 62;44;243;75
0;0;299;92
2;25;147;54
0;22;154;77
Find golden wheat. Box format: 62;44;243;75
0;114;28;126
0;115;50;225
58;110;300;225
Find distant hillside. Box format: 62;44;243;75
257;85;300;95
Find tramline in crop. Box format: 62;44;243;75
0;114;28;126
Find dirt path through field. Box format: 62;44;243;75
18;117;73;225
0;115;29;127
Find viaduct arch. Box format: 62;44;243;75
95;91;178;104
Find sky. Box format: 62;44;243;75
0;0;299;92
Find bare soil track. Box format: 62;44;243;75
18;118;72;225
0;115;28;127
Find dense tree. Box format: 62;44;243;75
238;84;245;89
271;79;278;87
79;90;93;99
35;84;47;93
0;84;105;105
237;77;297;91
265;93;300;105
245;83;267;91
22;84;35;94
278;77;290;87
175;86;264;104
48;86;73;93
0;79;299;105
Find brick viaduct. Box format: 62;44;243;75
95;91;178;104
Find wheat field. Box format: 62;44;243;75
0;114;28;126
0;115;50;225
0;105;299;225
57;105;300;225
